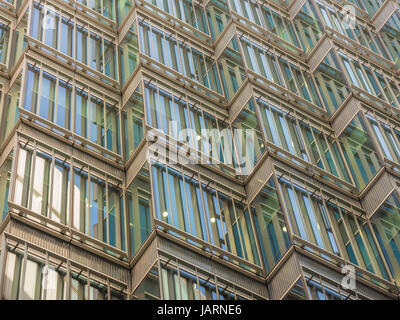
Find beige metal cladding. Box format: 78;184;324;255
267;250;302;300
360;170;397;218
307;35;334;73
213;21;237;59
131;237;158;293
246;156;274;204
228;80;254;123
331;96;361;137
371;0;399;31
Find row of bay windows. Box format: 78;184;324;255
3;0;400;94
11;0;390;63
2;137;399;284
228;0;300;50
289;0;391;60
314;0;390;61
5;58;400;192
4;59;400;190
380;12;400;66
12;0;399;118
339;51;400;111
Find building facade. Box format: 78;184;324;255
0;0;399;300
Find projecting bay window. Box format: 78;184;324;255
239;36;323;109
229;0;300;49
339;52;400;110
119;24;139;86
206;0;231;40
145;0;210;36
158;258;257;300
250;178;290;273
256;96;351;184
71;272;125;300
3;251;66;300
278;175;389;280
2;248;126;300
8;9;27;69
144;81;237;173
315;0;389;60
0;153;11;221
127;165;153;256
326;202;389;279
292;0;323;54
346;0;384;16
30;2;118;81
72;167;125;249
13;141;126;251
380;12;400;65
123;86;144;161
218;38;246;100
371;192;400;285
367;114;400;164
0;70;21;144
231;100;266;175
151;161;260;268
313;51;350;115
338;113;382;190
0;21;10;66
23;63;121;160
75;88;121;157
138;20;222;96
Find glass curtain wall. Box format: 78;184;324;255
150;161;259;267
23;62;122;160
256;95;351;184
250;178;290;272
239;35;323;109
127;165;153;256
277;174;389;280
13;140;126;251
30;2;117;81
338;113;382;190
0;152;11;221
137;19;222;96
371;192;400;285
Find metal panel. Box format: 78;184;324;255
229;80;253;123
361;171;395;218
214;21;237;59
288;0;307;19
69;245;129;283
246;157;274;204
267;251;302;300
131;237;158;292
9;219;69;258
371;0;398;31
331;97;360;137
307;35;333;73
